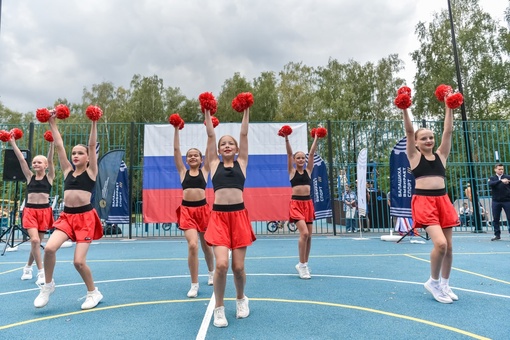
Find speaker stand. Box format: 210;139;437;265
1;181;30;256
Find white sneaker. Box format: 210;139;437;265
35;270;45;287
21;266;33;280
424;280;453;304
34;280;55;308
187;284;199;298
213;306;228;327
295;264;311;279
236;296;250;319
81;288;103;310
442;285;459;301
207;271;214;286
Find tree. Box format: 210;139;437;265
216;72;253;123
251;71;278;122
128;74;165;123
277;62;315;122
411;0;510;120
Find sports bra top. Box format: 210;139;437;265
411;153;446;179
64;170;96;193
290;170;311;187
26;175;52;194
182;169;207;190
212;161;245;192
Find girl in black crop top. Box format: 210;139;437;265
34;113;103;310
8;135;55;285
173;124;214;298
285;132;318;280
402;98;460;304
203;104;255;327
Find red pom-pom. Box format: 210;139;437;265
178;119;185;130
231;92;254;112
0;130;11;142
85;105;103;121
36;108;52;123
204;116;220;128
199;92;217;115
44;130;54;142
315;127;327;138
278;125;293;137
168;113;182;127
394;93;412;109
55;104;70;120
435;84;453;102
446;92;464;109
397;86;412;97
10;128;23;140
310;128;317;138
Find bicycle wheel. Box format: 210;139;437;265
266;221;279;233
286;221;297;232
162;223;173;231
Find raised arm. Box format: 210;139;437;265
436;102;454;160
173;126;186;177
306;134;319;174
204;110;219;172
8;136;32;181
48;115;72;175
285;136;294;174
87;120;98;178
236;108;250;168
403;108;419;162
46;142;55;182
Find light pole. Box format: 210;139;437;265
446;0;483;232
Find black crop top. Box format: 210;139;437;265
290;170;311;187
212;161;245;192
411;153;446;179
64;171;96;193
27;175;52;194
182;169;207;190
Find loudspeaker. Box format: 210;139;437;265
3;149;31;182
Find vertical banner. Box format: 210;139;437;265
93;150;125;220
389;137;415;218
309;154;332;219
356;148;368;217
106;161;130;224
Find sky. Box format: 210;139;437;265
0;0;508;114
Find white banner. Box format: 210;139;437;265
356;148;368;217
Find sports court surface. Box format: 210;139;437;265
1;232;509;340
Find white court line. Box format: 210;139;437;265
196;293;215;340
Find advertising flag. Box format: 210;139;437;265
309;154;332;219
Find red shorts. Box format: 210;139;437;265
411;190;460;229
176;199;210;232
22;204;54;232
204;203;256;249
289;196;315;224
53;205;103;243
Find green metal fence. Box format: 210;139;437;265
1;119;507;240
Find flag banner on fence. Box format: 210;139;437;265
309;154;332;219
142;123;308;222
356;148;368;217
395;216;418;235
93;150;125;220
389;137;415;218
106;161;130;224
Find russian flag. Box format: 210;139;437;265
142;123;308;222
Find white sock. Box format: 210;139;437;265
429;277;440;285
191;283;199;288
299;262;306;268
441;277;449;287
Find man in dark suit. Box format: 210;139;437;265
488;163;510;241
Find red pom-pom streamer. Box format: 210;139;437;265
85;105;103;121
394;93;412;109
36;108;52;123
315;127;327;138
446;92;464;109
178;119;185;130
278;125;293;137
397;86;412;97
435;84;453;102
168;113;183;127
199;92;217;115
204;116;220;128
231;92;254;112
310;128;317;138
10;128;23;140
0;130;11;142
55;104;70;120
44;130;54;142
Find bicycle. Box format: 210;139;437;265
266;220;297;233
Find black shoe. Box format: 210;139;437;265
491;236;501;241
